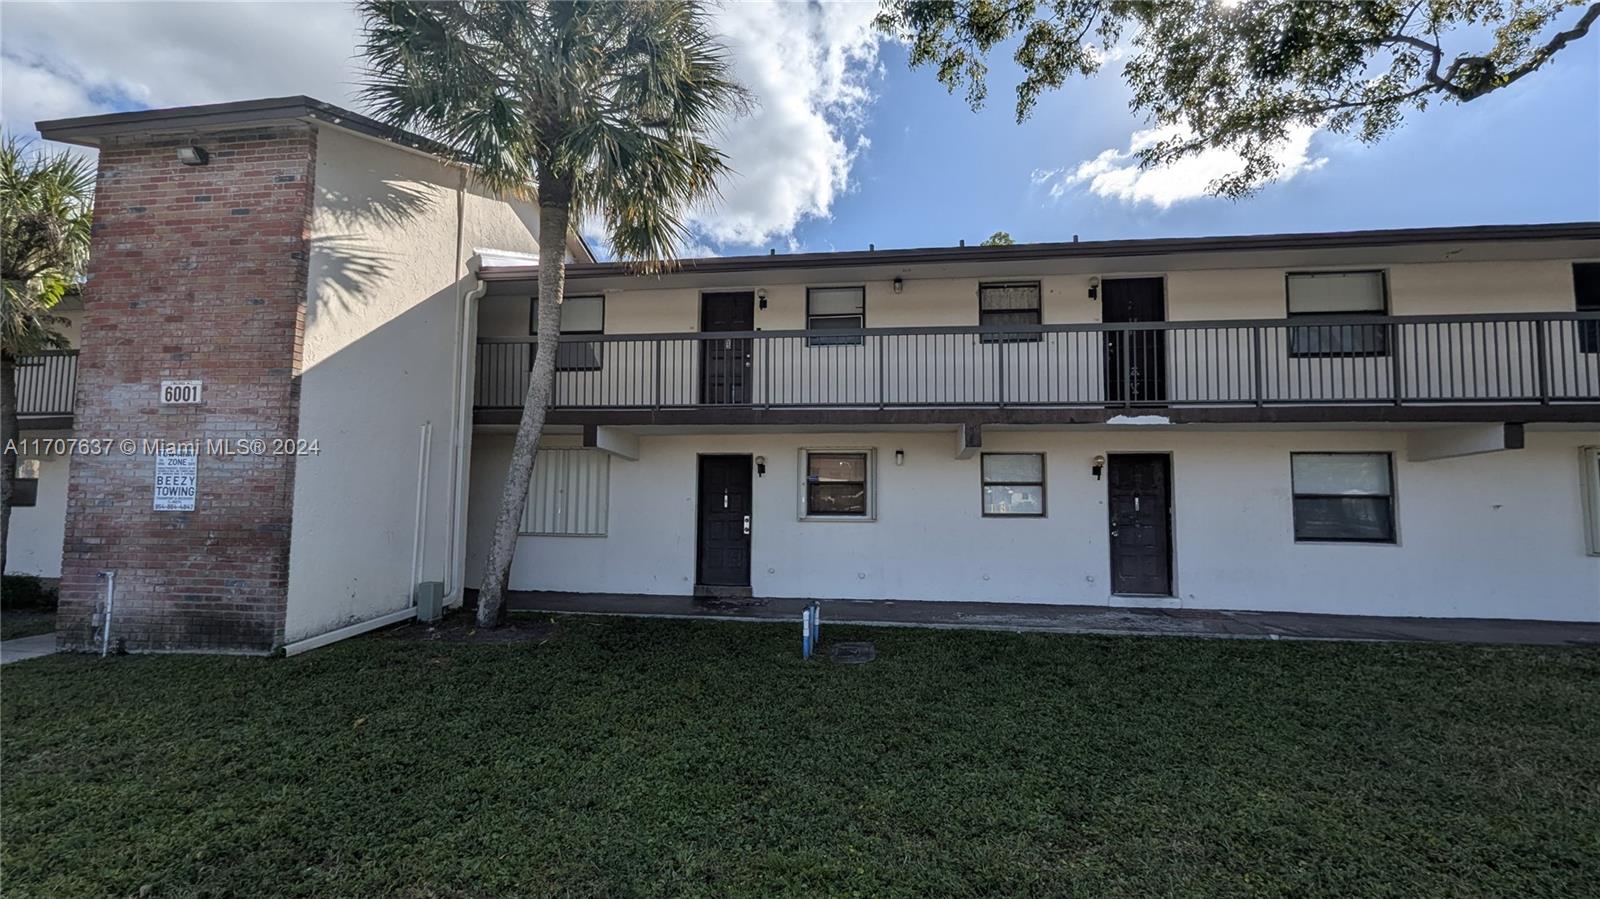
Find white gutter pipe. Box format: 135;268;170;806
97;570;116;657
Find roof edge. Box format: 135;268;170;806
478;222;1600;281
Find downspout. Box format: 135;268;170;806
447;249;492;606
442;168;474;605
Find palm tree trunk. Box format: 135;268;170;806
476;200;570;627
1;351;18;575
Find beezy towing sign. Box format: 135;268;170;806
154;449;198;511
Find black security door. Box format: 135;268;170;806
697;455;752;587
1103;277;1167;404
700;291;755;404
1107;454;1173;596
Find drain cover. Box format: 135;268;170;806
828;641;876;664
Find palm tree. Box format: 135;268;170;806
1;136;94;574
359;0;750;626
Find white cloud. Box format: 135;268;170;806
0;0;881;253
1040;124;1328;208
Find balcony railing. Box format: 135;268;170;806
14;350;77;418
475;313;1600;412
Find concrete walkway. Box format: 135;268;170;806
506;592;1600;646
0;633;58;665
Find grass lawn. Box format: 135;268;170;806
3;618;1598;898
0;611;55;641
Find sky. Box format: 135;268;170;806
3;0;1598;260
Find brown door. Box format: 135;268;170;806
697;455;752;588
1107;454;1172;596
700;291;755;404
1103;277;1167;404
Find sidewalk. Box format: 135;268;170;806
505;592;1600;646
0;633;58;665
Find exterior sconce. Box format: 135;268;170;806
1087;276;1100;301
755;455;767;476
176;145;209;166
894;450;905;466
892;277;904;294
1091;454;1105;480
757;289;768;309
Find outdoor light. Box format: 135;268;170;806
1091;454;1105;480
1087;276;1100;301
757;289;768;309
894;450;905;466
892;277;904;294
176;145;209;166
755;455;767;476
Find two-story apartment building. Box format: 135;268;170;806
29;96;1600;654
6;297;82;578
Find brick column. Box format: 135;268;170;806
57;126;317;653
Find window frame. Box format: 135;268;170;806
1573;262;1600;354
1290;451;1398;545
980;452;1047;518
805;286;867;347
978;281;1043;344
529;293;606;371
798;448;876;521
1285;270;1390;359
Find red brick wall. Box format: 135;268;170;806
57;126;316;653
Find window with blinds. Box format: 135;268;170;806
979;282;1042;343
807;286;866;346
521;449;610;536
1286;271;1388;357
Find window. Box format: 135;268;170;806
521;449;609;536
1286;271;1387;357
1584;447;1600;556
979;282;1042;342
800;449;873;519
981;453;1045;516
1291;453;1395;543
807;287;865;346
530;294;604;370
1574;263;1600;353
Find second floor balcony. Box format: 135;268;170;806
473;313;1600;426
14;350;78;427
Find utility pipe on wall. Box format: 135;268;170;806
97;570;117;657
410;421;433;601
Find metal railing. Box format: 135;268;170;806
474;313;1600;411
14;350;78;417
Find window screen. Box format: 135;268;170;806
1291;452;1395;543
1287;271;1387;357
807;287;866;346
979;282;1042;343
530;294;605;370
981;453;1045;516
803;450;870;517
521;449;609;536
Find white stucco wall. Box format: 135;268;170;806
4;447;71;578
466;429;1600;621
283;126;543;643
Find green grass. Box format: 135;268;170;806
3;619;1598;898
0;611;55;641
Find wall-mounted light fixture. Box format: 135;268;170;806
894;450;905;466
892;277;904;294
1091;454;1105;480
1087;276;1100;301
755;455;767;477
757;288;768;310
176;145;209;166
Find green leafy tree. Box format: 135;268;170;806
1;136;93;573
877;0;1599;196
981;230;1014;245
359;0;750;626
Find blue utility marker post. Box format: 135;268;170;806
801;602;822;659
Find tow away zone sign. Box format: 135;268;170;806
154;449;197;511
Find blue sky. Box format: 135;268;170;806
800;36;1600;254
3;1;1596;259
